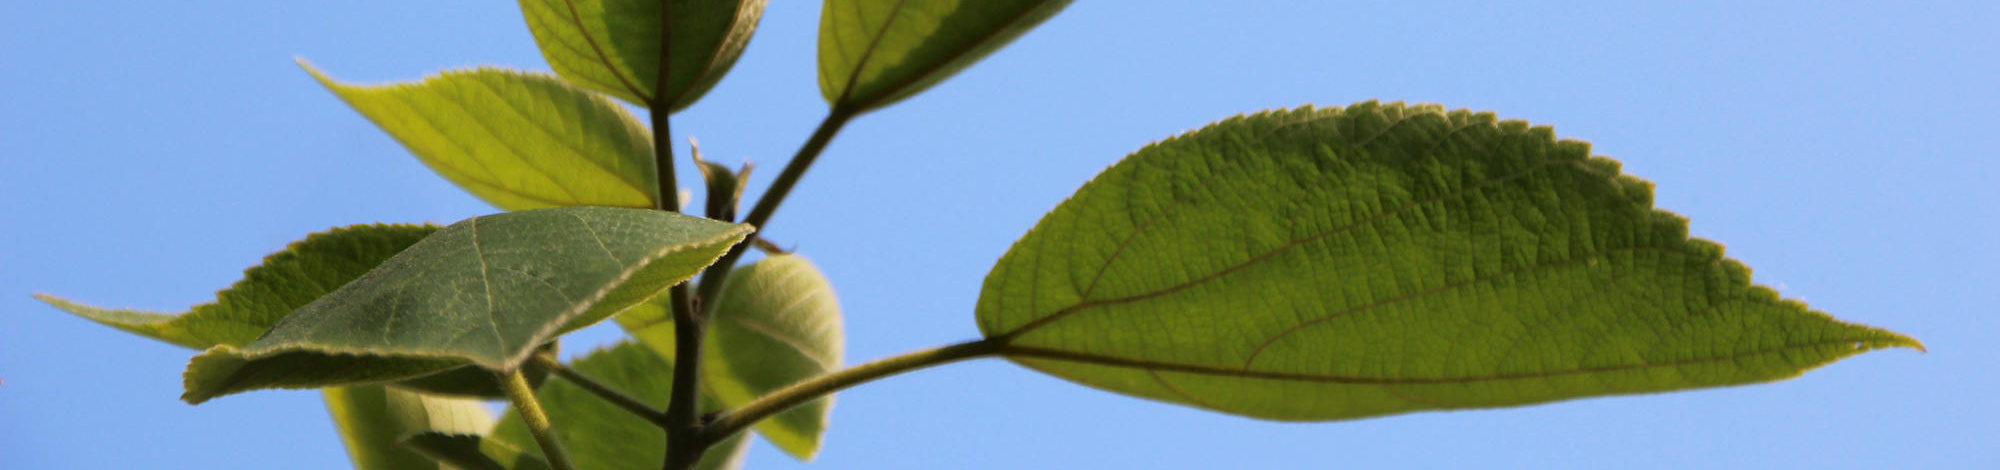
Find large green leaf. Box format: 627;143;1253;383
38;224;438;350
491;342;749;470
182;207;751;403
324;385;494;470
818;0;1071;112
977;102;1921;421
618;254;844;460
518;0;768;110
306;63;658;210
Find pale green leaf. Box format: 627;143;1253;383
818;0;1071;112
978;101;1921;421
182;207;751;404
491;342;749;470
324;385;494;470
305;63;657;210
37;224;438;350
518;0;768;110
617;254;844;460
401;433;552;470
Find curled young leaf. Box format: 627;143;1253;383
181;207;751;404
518;0;768;110
819;0;1072;113
978;102;1920;421
306;63;658;210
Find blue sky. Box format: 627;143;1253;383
3;1;1994;468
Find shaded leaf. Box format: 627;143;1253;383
393;342;556;398
306;63;658;210
818;0;1071;112
324;385;493;470
491;342;749;470
182;207;751;403
978;102;1921;421
38;224;438;350
618;254;843;460
518;0;768;110
402;433;552;470
689;139;752;222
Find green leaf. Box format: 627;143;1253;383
182;207;751;404
401;433;552;470
977;102;1922;421
37;224;439;350
491;342;749;470
518;0;768;110
305;63;658;210
617;254;844;460
324;385;494;470
818;0;1071;112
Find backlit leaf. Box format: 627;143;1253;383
490;342;749;470
324;385;494;470
306;63;658;210
182;207;750;403
818;0;1071;112
518;0;768;110
978;102;1921;421
618;254;844;460
37;224;437;350
401;433;552;470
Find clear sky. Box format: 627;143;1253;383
3;1;1994;469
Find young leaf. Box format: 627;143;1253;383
37;224;438;350
490;342;749;470
324;385;494;470
977;102;1921;421
181;207;751;403
518;0;768;110
618;254;844;460
305;63;658;210
818;0;1072;113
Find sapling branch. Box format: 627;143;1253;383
530;351;670;426
499;368;576;470
691;108;857;317
698;337;1006;446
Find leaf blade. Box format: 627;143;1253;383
182;207;751;403
517;0;768;110
818;0;1071;112
490;342;749;470
305;63;658;210
617;254;844;460
977;102;1920;421
324;385;495;470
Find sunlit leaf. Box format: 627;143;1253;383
490;342;749;470
181;207;750;403
518;0;768;110
978;101;1921;421
324;385;494;470
618;254;843;460
306;62;658;210
818;0;1071;112
38;224;437;350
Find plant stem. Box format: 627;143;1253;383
499;368;576;470
691;108;856;315
531;352;670;426
698;338;1005;446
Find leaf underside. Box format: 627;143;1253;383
182;207;751;404
306;63;658;211
818;0;1072;112
617;254;844;460
977;101;1920;421
518;0;768;110
490;342;749;470
324;385;493;470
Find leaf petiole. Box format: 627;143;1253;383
698;338;1005;446
529;352;670;427
498;368;576;470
